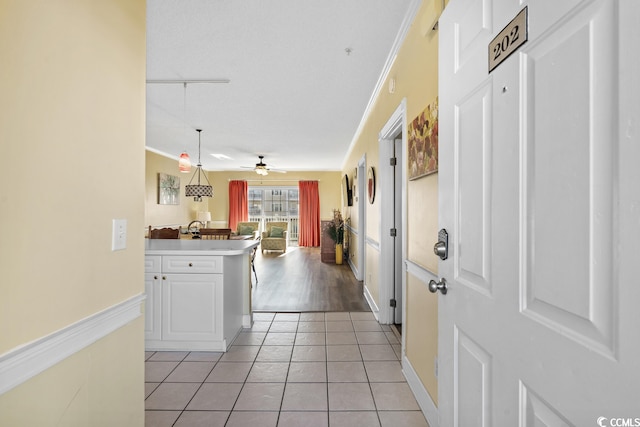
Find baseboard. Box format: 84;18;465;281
0;293;145;395
403;355;439;427
347;257;360;280
363;285;379;320
243;314;253;329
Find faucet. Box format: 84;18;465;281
187;220;205;238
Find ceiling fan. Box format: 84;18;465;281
242;155;286;175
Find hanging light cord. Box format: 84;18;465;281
187;129;212;186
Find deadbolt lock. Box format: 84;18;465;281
434;228;449;260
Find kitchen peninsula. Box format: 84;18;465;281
144;238;259;352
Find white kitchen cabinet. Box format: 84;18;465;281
144;256;162;341
144;254;243;351
162;273;223;342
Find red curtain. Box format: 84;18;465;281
228;180;248;231
298;180;320;247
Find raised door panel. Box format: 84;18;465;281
440;0;639;425
162;274;223;342
521;0;616;356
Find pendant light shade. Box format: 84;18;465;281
178;151;191;173
185;129;213;202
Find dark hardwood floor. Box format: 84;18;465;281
251;246;370;312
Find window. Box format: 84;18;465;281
248;186;299;241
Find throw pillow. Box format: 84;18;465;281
239;225;254;235
270;226;284;238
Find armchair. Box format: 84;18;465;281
235;221;260;239
261;222;288;253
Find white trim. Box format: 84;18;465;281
379;99;407;140
347;258;360;282
403;355;439;427
365;236;380;251
378;99;408;325
356;155;367;281
342;0;422;170
345;222;360;278
243;314;253;329
0;294;145;395
364;285;380;321
406;259;439;286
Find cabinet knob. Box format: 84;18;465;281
162;276;166;280
188;262;193;267
154;275;158;280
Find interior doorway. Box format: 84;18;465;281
391;136;403;329
378;100;407;328
356;155;366;282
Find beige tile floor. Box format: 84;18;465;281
145;312;430;427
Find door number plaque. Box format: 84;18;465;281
488;7;528;72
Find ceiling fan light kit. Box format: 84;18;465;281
242;155;286;175
185;129;213;202
255;156;269;175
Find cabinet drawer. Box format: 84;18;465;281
145;256;162;273
162;255;223;274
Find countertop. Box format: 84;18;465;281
145;238;260;256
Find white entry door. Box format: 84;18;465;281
437;0;640;425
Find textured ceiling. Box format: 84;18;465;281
146;0;416;172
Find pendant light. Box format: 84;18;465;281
185;129;213;201
178;151;191;173
178;82;191;173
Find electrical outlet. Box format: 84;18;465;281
112;219;127;251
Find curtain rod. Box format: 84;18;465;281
146;79;230;84
229;179;321;182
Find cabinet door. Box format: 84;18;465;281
144;273;162;341
162;274;223;342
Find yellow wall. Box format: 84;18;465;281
144;159;343;230
408;175;439;272
209;171;342;224
341;0;441;403
0;0;145;424
0;320;144;427
406;273;438;403
145;150;211;230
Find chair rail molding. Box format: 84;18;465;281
405;259;439;286
0;294;145;395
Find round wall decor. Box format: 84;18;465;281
367;167;376;204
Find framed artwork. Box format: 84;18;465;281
158;173;180;205
408;96;438;180
367;167;376;204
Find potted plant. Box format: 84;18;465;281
326;209;344;264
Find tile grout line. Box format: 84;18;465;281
171;352;224;427
145;311;425;426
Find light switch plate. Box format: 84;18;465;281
112;219;127;251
